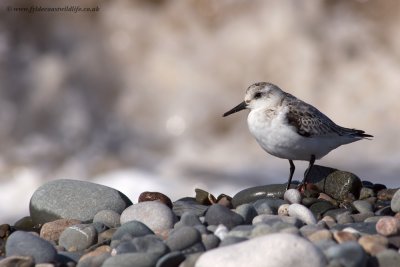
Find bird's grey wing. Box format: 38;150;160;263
285;101;342;138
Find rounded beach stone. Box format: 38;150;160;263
332;231;358;244
278;204;290;216
358;235;388;255
166;226;202;252
352;200;373;214
172;198;208;217
93;210;121;228
174;211;202;228
114;235;168;258
390;189;400;212
325;242;367;267
30;179;132;224
235;204;258;224
112;221;154;240
376;217;400;236
102;252;159;267
120;201;175;232
204;204;244;229
6;231;57;263
284;189;302;204
195;233;327;267
288;203;317;225
40;218;81;242
59;224;97;251
156;251;186;267
376;249;400;267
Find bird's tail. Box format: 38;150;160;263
343;128;373;140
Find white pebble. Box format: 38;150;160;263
284;189;302;204
278;204;290;216
288;203;317;225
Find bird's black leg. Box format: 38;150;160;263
301;155;316;186
286;160;295;190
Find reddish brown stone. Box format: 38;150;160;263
217;194;233;209
138;191;173;209
79;245;111;261
40;219;81;242
376;217;400;236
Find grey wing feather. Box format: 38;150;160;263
285;99;369;138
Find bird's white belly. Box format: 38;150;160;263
247;110;339;161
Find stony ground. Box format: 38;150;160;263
0;165;400;267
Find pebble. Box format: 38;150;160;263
278;204;290;216
307;165;363;200
59;224;97;251
309;201;336;220
201;234;220;250
195;233;327;267
213;224;229;240
375;217;400;236
332;231;358;244
204;204;244;229
6;231;57;263
0;255;35;266
235;204;258;224
172;198;208;217
29;179;132;225
358;234;388;255
112;221;154;240
166;226;203;252
331;222;377;235
378;188;398;201
352;200;374;214
307;229;333;243
120;201;175;232
376;249;400;267
284;189;302;204
156;251;185;267
231;184;288;208
102;252;158;267
93;210;121;228
174;211;202;228
288;203;317;225
359;187;375;199
114;235;168;258
324;241;367;267
40;219;81;242
219;236;247;247
138;191;173;209
252;198;287;215
390;189;400;212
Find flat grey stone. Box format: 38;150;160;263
29;179;132;224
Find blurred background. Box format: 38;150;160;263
0;0;399;223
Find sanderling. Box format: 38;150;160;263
223;82;373;190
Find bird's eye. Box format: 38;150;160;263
254;92;262;99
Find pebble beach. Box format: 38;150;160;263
1;165;400;267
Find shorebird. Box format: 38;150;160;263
223;82;373;190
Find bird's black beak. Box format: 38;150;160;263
223;101;247;117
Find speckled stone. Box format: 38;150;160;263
306;165;362;200
40;219;81;242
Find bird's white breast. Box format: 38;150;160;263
247;108;342;161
